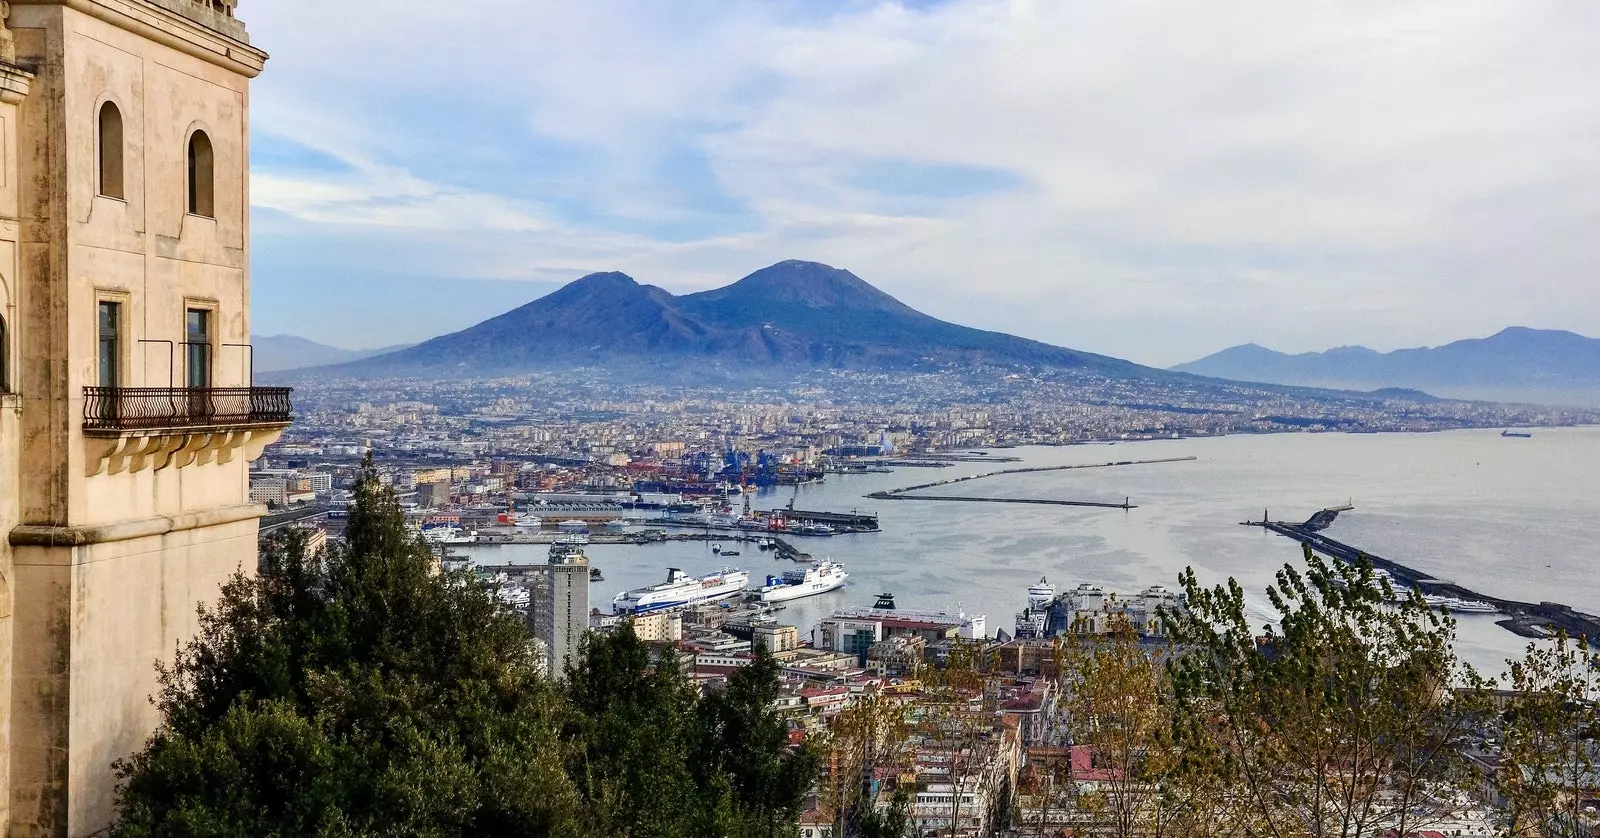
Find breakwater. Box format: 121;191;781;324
1250;509;1600;643
866;456;1197;508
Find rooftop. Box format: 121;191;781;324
144;0;248;42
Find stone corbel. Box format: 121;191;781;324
241;426;286;462
167;432;217;469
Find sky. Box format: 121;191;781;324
245;0;1600;368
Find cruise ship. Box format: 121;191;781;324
613;567;751;615
753;561;849;603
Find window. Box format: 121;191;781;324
97;301;120;388
98;102;124;199
187;130;214;217
0;314;8;393
185;308;211;388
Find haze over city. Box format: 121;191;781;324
246;0;1600;366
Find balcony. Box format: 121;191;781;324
82;386;292;476
83;386;291;432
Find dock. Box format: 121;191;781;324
1248;508;1600;643
866;456;1197;508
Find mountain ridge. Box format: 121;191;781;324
1174;328;1600;406
311;260;1149;378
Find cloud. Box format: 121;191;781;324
244;0;1600;364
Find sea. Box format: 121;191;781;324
459;426;1600;678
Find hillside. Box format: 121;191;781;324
1174;328;1600;405
255;335;412;372
316;260;1148;378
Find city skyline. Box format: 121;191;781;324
247;0;1600;366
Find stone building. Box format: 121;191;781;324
0;0;279;834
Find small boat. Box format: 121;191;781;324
720;550;741;557
589;568;604;582
1501;429;1533;438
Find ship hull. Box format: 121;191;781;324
758;573;848;603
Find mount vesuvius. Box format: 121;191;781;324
311;261;1150;378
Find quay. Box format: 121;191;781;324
1249;508;1600;643
866;456;1197;508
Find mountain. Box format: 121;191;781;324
319;260;1149;377
1174;328;1600;406
255;335;412;373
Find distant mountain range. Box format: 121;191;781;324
255;335;412;373
1174;328;1600;406
308;260;1151;378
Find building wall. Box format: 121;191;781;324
540;559;589;679
2;2;269;834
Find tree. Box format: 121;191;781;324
1167;545;1484;838
693;645;820;836
1496;631;1600;837
814;691;918;837
1062;622;1250;838
113;456;578;836
563;624;703;837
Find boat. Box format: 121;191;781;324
590;568;604;582
422;525;478;545
1422;594;1498;614
1501;429;1533;438
796;523;836;536
720;550;741;557
873;592;897;610
1027;576;1056;609
612;567;751;615
753;560;849;603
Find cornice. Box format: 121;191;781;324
11;0;268;77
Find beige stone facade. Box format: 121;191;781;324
0;1;274;834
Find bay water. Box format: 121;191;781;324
463;426;1600;676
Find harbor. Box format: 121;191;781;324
1249;507;1600;643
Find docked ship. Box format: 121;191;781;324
422;525;478;545
1423;594;1498;614
1015;576;1057;638
754;561;849;603
613;567;751;615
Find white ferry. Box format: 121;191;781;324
754;561;849;603
1027;576;1056;609
613;567;750;615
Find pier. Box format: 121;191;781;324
866;456;1197;508
1249;508;1600;643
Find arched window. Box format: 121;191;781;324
98;102;125;199
187;130;214;218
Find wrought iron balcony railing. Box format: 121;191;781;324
83;386;292;432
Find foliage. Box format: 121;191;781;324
1063;623;1248;838
114;456;814;838
1166;544;1486;838
1496;631;1600;837
814;693;915;837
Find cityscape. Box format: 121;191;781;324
0;1;1597;837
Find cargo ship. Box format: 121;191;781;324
613;567;750;615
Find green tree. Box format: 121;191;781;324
112;457;578;837
693;645;820;836
1167;545;1484;838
